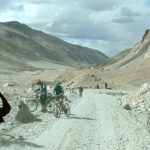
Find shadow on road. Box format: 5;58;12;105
0;133;44;149
68;114;96;121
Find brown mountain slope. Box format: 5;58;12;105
106;29;150;70
0;21;109;70
104;48;131;66
102;29;150;87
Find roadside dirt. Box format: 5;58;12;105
0;89;149;150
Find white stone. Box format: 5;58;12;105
3;83;9;87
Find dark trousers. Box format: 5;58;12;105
40;95;47;111
0;108;4;123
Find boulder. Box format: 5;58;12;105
138;83;150;95
15;101;41;123
122;102;131;110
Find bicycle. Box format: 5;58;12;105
45;95;70;118
26;92;58;113
24;92;40;112
25;92;70;118
52;95;70;118
45;93;60;118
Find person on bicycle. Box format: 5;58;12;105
35;79;47;112
53;81;64;98
53;81;67;111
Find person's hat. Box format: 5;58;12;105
36;79;41;84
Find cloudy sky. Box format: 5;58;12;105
0;0;150;56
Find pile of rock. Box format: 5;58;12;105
121;83;150;113
15;101;41;123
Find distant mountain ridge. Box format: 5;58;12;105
101;29;150;86
0;21;109;70
105;29;150;69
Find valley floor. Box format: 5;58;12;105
0;89;149;150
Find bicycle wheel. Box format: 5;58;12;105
26;99;38;112
45;99;54;113
53;103;61;118
64;103;70;117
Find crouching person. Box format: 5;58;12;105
0;92;11;123
0;96;4;123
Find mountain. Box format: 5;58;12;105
102;29;150;86
0;21;109;70
104;48;131;66
106;29;150;69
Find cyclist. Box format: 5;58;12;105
53;81;67;112
35;79;47;112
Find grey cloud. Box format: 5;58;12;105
112;6;140;24
121;7;140;17
39;16;119;41
79;0;120;11
18;0;75;6
144;0;150;6
0;0;53;12
9;4;23;11
28;0;121;41
0;0;13;10
112;17;134;24
28;0;50;4
0;0;23;11
23;0;56;4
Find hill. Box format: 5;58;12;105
102;29;150;87
0;21;109;70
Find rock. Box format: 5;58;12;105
15;101;41;123
138;83;150;95
27;88;33;93
3;83;17;87
3;83;9;87
8;122;14;125
122;102;131;110
131;102;138;108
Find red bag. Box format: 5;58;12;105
0;93;11;117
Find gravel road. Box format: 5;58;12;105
0;89;149;150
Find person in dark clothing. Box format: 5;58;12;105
35;79;47;112
105;83;108;89
0;106;4;123
96;84;100;89
53;81;67;111
79;86;83;97
0;92;11;123
53;81;64;97
0;94;4;122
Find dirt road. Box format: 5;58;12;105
0;89;149;150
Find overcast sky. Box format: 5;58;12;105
0;0;150;56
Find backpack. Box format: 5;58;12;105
0;93;11;117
